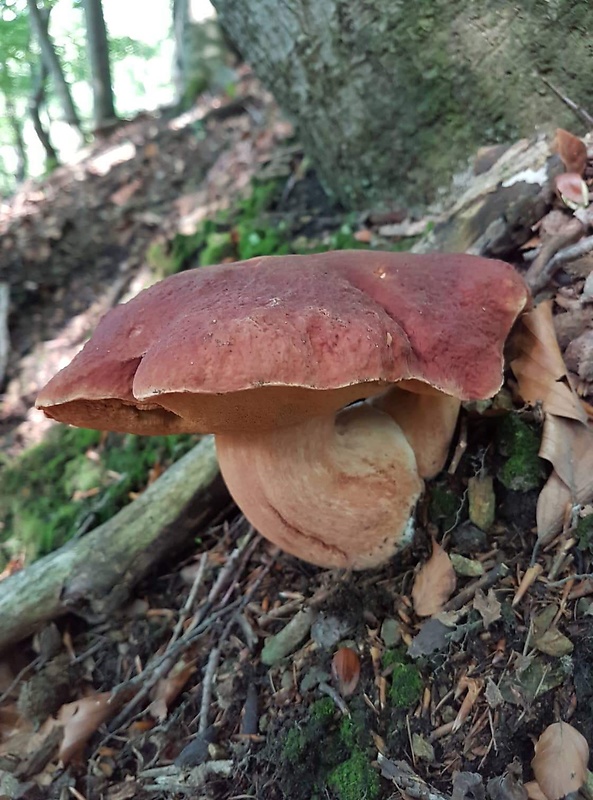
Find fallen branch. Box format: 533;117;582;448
524;218;585;294
0;436;225;653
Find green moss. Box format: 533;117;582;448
310;697;336;722
428;481;463;530
382;647;406;669
497;414;544;492
576;514;593;553
282;726;308;762
0;427;196;559
328;749;380;800
389;662;423;709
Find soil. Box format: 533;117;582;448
1;73;593;800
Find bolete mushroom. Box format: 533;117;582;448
36;251;529;569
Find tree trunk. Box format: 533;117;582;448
82;0;117;130
5;97;27;182
172;0;189;104
28;58;59;168
26;0;82;136
212;0;593;210
0;437;227;653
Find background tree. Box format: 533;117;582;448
171;0;236;109
212;0;593;210
26;0;82;142
81;0;116;130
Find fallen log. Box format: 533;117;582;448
0;436;226;653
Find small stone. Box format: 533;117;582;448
533;627;574;657
261;608;316;665
468;475;495;531
452;522;488;555
311;613;352;649
300;666;331;693
450;553;485;577
412;733;435;762
380;618;402;647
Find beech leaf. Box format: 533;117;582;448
510;303;587;423
554;128;587;175
57;692;120;765
531;721;589;800
148;657;196;722
412;538;456;618
510;303;593;543
331;647;361;696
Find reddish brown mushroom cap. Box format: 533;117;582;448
36;251;529;433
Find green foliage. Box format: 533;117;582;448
165;176;420;275
0;426;196;561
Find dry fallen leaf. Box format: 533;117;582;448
148;657;197;722
473;588;501;628
331;647;361;697
524;781;549;800
510;303;593;542
58;692;121;764
511;303;587;422
531;721;589;800
554;128;588;175
412;538;456;618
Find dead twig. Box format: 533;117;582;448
443;562;507;612
378;753;450;800
318;681;350;716
198;554;276;733
541;76;593;128
524;220;586;294
168;553;208;647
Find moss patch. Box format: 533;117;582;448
428;480;464;531
273;695;379;800
383;649;423;709
497;414;544;492
328;749;380;800
576;513;593;553
0;427;196;561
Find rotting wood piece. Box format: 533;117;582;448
0;436;224;653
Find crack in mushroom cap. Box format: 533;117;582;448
36;251;530;434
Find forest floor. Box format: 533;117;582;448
1;71;593;800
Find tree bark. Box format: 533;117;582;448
172;0;189;104
0;283;9;388
82;0;117;130
28;58;59;167
5;97;27;182
212;0;593;210
0;437;226;653
26;0;82;135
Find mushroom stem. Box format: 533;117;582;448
372;386;461;479
215;404;424;570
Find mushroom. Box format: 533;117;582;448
36;251;529;569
